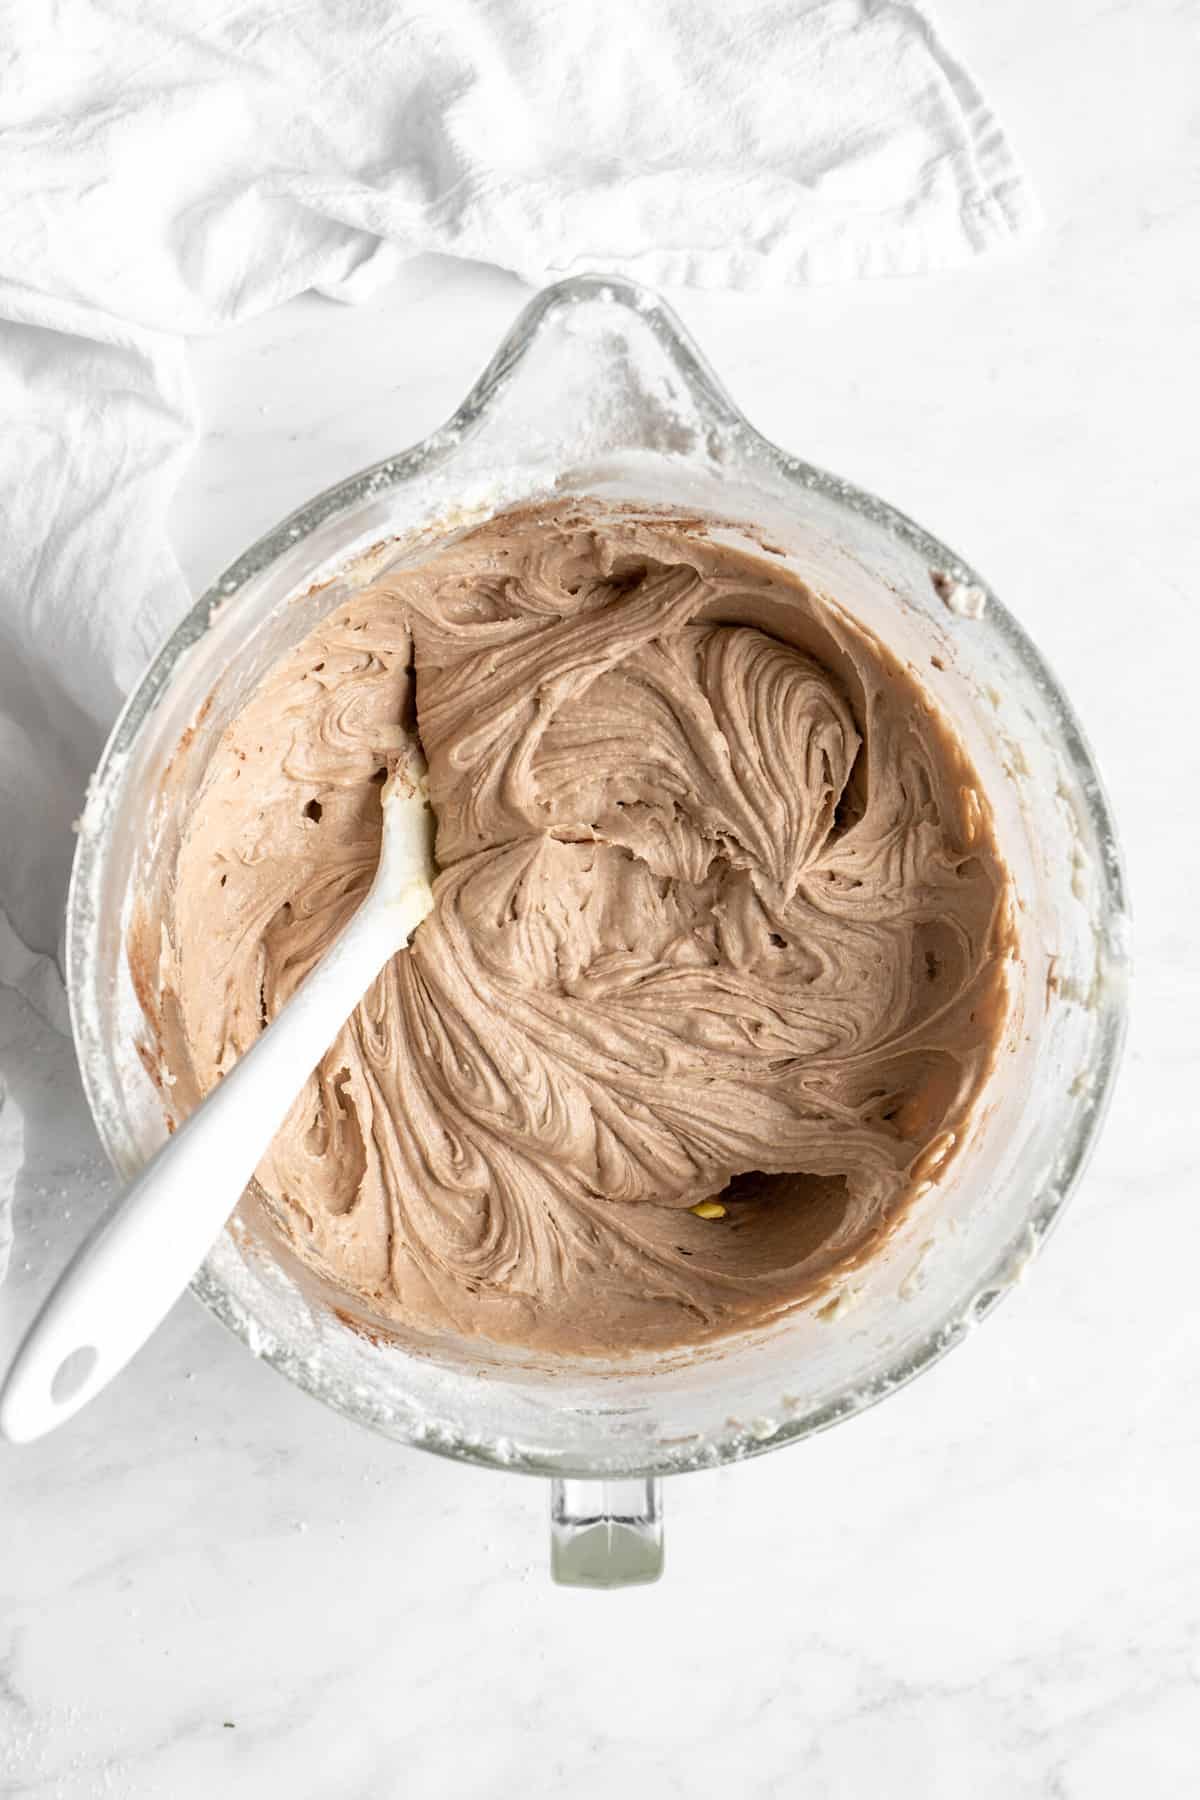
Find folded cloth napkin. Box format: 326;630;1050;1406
0;0;1036;1280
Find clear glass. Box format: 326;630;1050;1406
65;276;1129;1585
551;1480;663;1588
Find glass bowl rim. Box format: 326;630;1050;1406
65;273;1131;1478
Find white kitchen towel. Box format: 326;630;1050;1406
0;0;1036;1280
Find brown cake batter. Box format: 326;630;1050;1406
135;503;1012;1354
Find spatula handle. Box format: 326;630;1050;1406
0;879;431;1443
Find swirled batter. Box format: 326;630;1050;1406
136;504;1012;1353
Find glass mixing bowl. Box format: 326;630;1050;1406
66;277;1129;1585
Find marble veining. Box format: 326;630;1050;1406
3;1;1199;1792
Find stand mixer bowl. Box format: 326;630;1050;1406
66;276;1129;1585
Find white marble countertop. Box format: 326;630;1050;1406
3;4;1198;1795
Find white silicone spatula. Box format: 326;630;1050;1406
0;758;436;1444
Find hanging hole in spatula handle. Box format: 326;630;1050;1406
0;1164;205;1444
0;892;416;1445
51;1344;99;1404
